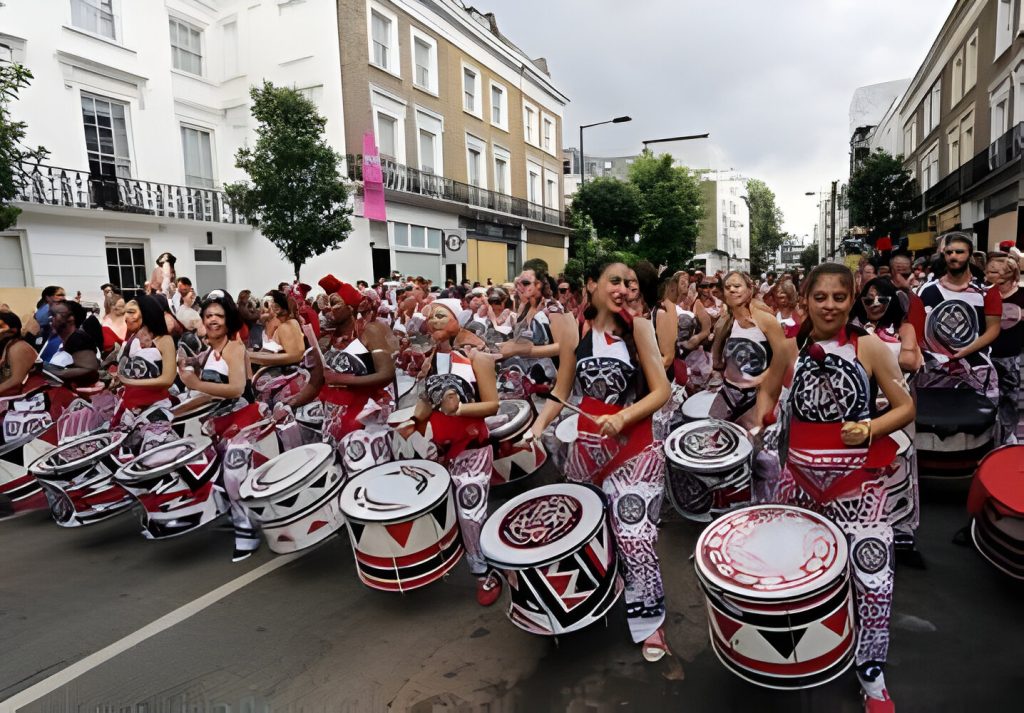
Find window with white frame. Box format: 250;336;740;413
415;109;443;175
523;101;538;146
81;93;131;179
541;114;555;153
169;17;203;76
181;125;214;188
991;79;1011;140
960;109;975;159
947;125;960;172
368;3;399;75
923;80;941;136
106;241;147;298
996;0;1013;58
544;169;558;208
371;88;406;163
466;134;487;188
527;161;541;204
376;113;398;159
462;65;481;117
965;30;978;92
490;81;507;130
492;145;511;195
392;222;442;252
411;28;437;94
951;49;964;108
70;0;116;40
920;142;939;191
903;120;916;155
222;20;238;77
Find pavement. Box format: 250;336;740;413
1;470;1022;713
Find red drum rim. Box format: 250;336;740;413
241;443;335;502
974;445;1024;516
30;431;127;478
117;436;213;482
340;458;451;524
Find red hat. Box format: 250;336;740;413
295;282;312;296
318;274;342;295
875;236;892;252
1000;240;1015;251
336;281;363;308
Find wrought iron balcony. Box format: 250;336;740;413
345;154;565;227
14;162;245;224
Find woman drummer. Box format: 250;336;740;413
411;299;501;606
177;291;262;562
529;260;672;662
771;263;913;712
249;290;305;368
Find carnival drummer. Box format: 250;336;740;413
248;290;305;367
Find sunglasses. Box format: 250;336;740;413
861;295;892;307
558;287;569;293
518;279;534;287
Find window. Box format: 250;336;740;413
169;18;203;75
490;81;507;130
415;129;435;174
996;0;1013;58
920;142;939;191
410;225;426;249
463;65;481;117
371;88;406;163
376;113;397;159
70;0;116;40
415;109;443;175
81;93;131;179
411;29;437;94
392;222;440;252
923;80;941;136
947;125;960;172
523;101;538;146
964;31;978;93
544;169;558;208
951;49;963;107
991;79;1011;140
222;20;238;77
427;228;441;251
466;134;486;189
106;241;146;299
507;244;517;281
368;3;399;75
903;120;917;155
542;115;554;153
181;126;214;188
393;222;409;247
492;145;511;195
527;162;541;204
961;109;975;158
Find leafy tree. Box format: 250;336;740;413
0;62;48;231
627;151;704;268
847;149;917;242
571;177;642;246
225;81;352;279
800;243;820;271
563;209;638;285
746;178;786;276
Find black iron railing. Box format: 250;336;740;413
345;154;565;227
14;163;245;224
919;122;1024;213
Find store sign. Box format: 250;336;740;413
443;229;467;263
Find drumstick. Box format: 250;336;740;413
537;392;605;430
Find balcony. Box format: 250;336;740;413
14;163;246;225
345;155;565;228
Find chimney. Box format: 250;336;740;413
532;57;550;75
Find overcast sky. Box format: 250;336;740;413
488;0;955;241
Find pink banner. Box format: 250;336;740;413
362;132;387;222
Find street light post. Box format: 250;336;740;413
641;133;710;151
579;115;632;187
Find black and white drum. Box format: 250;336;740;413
694;505;855;690
395;372;418;409
480;483;622;636
114;436;224;539
681;390;716;422
170;394;223;439
882;429;914;528
241;443;346;553
339;459;462;592
915;387;996;481
664;419;752;522
488;399;546;486
294;401;325;443
30;431;133;527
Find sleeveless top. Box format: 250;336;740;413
117;333;170;409
789;332;874;425
425;350;479;407
723;319;773;390
674;304;699;360
261;331;284;353
573;328;639;407
322;338;375;377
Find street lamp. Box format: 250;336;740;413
579;115;632;186
642;133;710;150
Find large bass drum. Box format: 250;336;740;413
915;387;996;481
664;419;752;522
694;505;855;690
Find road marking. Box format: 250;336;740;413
0;547;315;712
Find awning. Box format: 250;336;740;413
907;231;936;251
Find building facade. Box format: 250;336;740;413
695;173;751;273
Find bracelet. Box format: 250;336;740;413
860;419;872;446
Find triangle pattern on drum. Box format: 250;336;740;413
710;608;743;643
348;520;365;544
759;627;806;661
386;520;415;548
427;498;449;531
821;605;850;637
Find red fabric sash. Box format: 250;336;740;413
787;420;898;502
120;385;171;410
429;411;489;461
210;402;261;440
576;396;653;486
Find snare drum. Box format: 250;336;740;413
114;436;224;539
681;390;716;422
969;445;1024;580
882;429;914;528
171;394;223;439
30;431;134;527
252;365;309;407
339;459;463;592
488;399;546;487
694;504;855;690
480;483;623;636
664;419;752;522
915;387;996;480
241;443;346;553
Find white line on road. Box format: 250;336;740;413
0;547;316;712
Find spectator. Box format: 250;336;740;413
149;252;177;299
101;292;127;354
28;285;65;350
45;300;100;386
172;277;192;313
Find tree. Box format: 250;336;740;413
627;151;704;268
746;178;786;276
847;149;917;242
563;208;638;285
0;61;48;231
570;177;642;246
225;81;352;279
800;243;820;271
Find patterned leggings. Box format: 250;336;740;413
993;355;1020;444
448;446;494;576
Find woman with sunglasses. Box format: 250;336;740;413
770;264;914;713
248;290;305;368
529;260;672;662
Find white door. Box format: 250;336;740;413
0;234;26;287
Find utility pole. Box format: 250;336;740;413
830;180;838;261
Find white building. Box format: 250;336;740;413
696;172;751;274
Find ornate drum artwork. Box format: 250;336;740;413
969;445;1024;580
170;395;224;440
694;504;856;690
681;390;716;422
339;458;462;592
487;399;546;487
664;419;752;522
294;401;325;443
114;436;224;539
241;443;346;554
0;390;56;510
480;483;623;636
252;365;309;408
882;428;914;529
30;431;134;527
914;388;996;480
924;301;977;357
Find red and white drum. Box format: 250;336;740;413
882;428;914;528
488;399;546;486
664;419;752;522
30;431;134;527
0;390;56;510
252;364;309;407
114;436;224;539
681;390;716;422
339;459;462;592
969;445;1024;580
480;483;622;636
241;443;346;553
170;394;223;440
694;504;855;690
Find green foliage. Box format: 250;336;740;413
628;152;704;268
571;177;642;245
225;81;352;279
847;149;917;241
563;208;638;284
800;243;820;271
0;62;48;231
746;178;786;276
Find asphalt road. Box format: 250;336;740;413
1;473;1021;713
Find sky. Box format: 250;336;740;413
487;0;956;241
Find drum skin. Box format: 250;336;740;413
480;483;623;636
339;459;463;592
664;419;752;522
694;505;856;690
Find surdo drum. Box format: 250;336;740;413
915;387;996;481
170;395;223;439
480;483;622;636
294;401;325;443
241;443;346;553
969;446;1024;580
694;505;855;690
488;399;546;487
664;419;752;522
339;459;463;592
114;436;224;539
681;390;716;422
30;432;133;527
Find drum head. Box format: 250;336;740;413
975;445;1024;515
665;419;752;473
31;431;126;477
295;401;325;427
480;483;605;569
682;390;716;420
119;436;213;482
340;459;451;523
395;372;417;398
695;505;848;600
554;414;579;443
489;400;532;440
924;300;978;356
242;444;334;500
